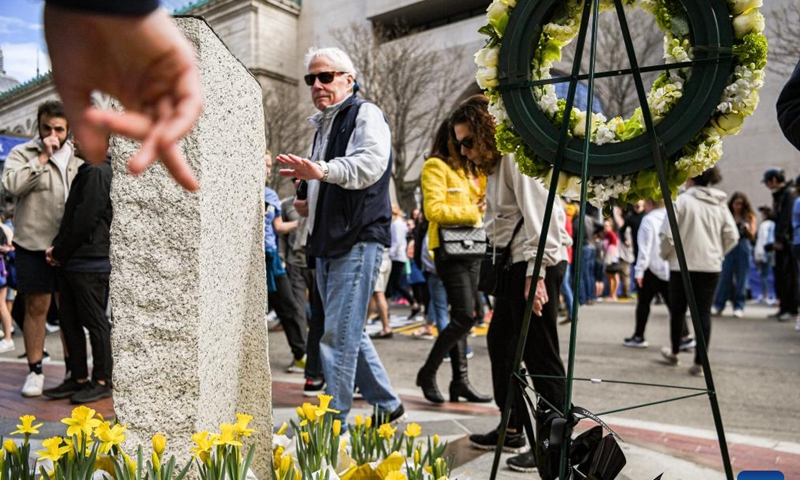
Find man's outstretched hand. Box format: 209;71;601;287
45;5;203;191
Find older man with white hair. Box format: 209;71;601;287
277;47;404;425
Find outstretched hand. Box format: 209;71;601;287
44;5;203;191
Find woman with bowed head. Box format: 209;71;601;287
416;119;491;405
452;95;572;473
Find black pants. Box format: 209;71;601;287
488;261;566;430
285;263;313;323
634;269;688;339
58;269;112;382
305;275;325;380
775;247;798;315
420;253;479;377
668;270;719;365
269;273;308;361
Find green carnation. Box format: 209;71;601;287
732;32;768;70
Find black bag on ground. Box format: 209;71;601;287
438;226;487;261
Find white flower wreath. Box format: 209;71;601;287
476;0;767;205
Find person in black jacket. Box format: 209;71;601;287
43;155;113;404
777;59;800;151
44;0;201;191
762;168;797;321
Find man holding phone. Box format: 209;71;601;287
2;100;82;397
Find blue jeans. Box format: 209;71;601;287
713;239;751;312
562;264;574;318
426;272;449;332
579;245;597;304
316;242;402;421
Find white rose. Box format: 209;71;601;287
710;113;745;136
475;46;500;69
487;1;509;31
476;67;499;89
573;111;587;137
557;174;583;199
728;0;762;16
732;10;765;39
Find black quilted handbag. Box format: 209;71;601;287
438;226;487;261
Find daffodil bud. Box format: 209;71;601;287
333;419;342;437
3;439;17;454
301;432;310;444
152;433;166;457
433;434;440;447
355;415;363;428
414;449;420;465
151;451;161;472
277;422;288;436
365;417;372;429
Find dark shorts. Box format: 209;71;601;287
14;244;57;294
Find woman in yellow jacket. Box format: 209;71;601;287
415;120;491;404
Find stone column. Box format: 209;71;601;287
108;17;272;477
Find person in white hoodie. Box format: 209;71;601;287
453;95;571;473
659;167;739;376
624;198;690;349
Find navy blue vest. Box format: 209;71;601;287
307;95;392;258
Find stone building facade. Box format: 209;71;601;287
0;0;798;205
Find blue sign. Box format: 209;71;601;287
554;79;605;115
0;135;28;162
738;472;784;480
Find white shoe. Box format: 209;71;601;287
45;322;60;334
21;372;45;397
0;338;14;353
711;307;722;316
732;309;743;318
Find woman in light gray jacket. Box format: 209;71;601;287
659;167;739;376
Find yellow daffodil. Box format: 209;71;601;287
404;423;421;439
354;415;363;428
94;421;127;455
295;406;305;419
277;422;288;435
93;455;116;478
213;424;242;447
413;449;420;465
11;415;43;436
233;413;257;438
37;437;70;462
433;434;440;447
3;439;18;453
365;417;372;429
377;423;396;440
333;419;342;437
123;453;137;475
315;394;340;416
62;406;102;438
152;433;166;457
279;454;293;473
301;403;318;422
385;472;407;480
151;451;161;471
273;445;285;466
300;432;309;444
190;431;213;460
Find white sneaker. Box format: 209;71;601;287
45;322;60;334
732;309;743;318
0;338;14;353
21;372;45;397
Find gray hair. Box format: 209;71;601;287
304;47;357;77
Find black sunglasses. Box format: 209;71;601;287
304;71;347;86
455;137;474;150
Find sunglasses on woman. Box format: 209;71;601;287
304;71;347;86
455;137;474;150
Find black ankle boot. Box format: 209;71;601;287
449;379;492;403
449;338;491;403
416;368;444;404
